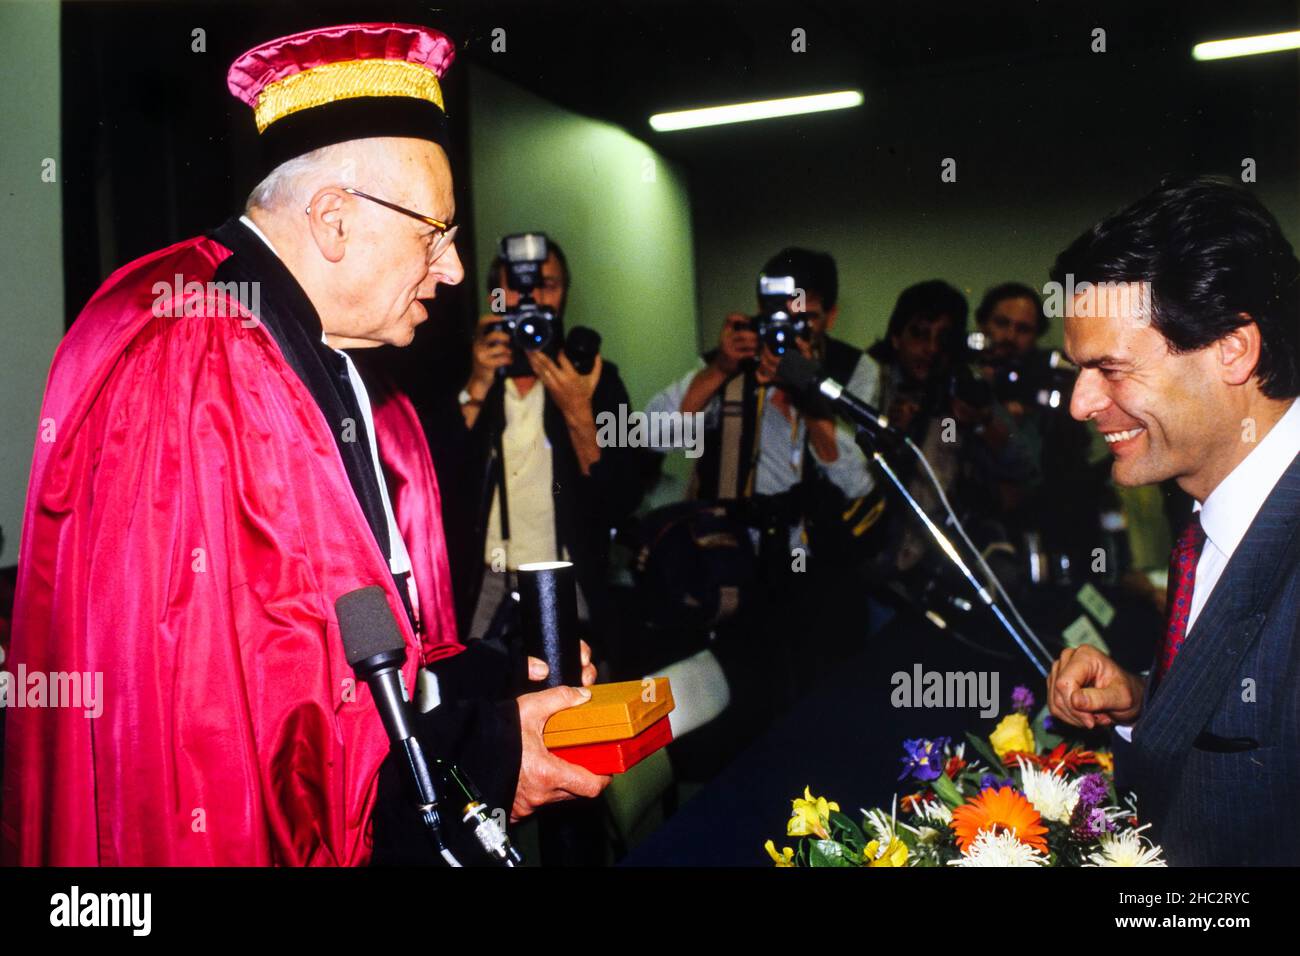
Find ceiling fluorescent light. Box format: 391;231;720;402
1192;30;1300;61
649;90;864;132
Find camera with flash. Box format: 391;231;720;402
748;274;811;357
487;232;559;378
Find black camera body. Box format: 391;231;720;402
488;232;601;378
951;333;1077;412
491;233;560;378
747;273;811;357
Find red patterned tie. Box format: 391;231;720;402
1156;512;1207;682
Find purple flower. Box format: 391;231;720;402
1011;685;1035;713
979;773;1015;791
1072;806;1113;840
1042;714;1055;732
1069;773;1114;840
1077;772;1108;810
899;737;950;782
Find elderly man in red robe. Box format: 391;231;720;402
0;22;607;866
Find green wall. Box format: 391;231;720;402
0;0;64;565
466;64;699;411
687;59;1299;357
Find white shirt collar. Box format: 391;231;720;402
1198;398;1300;558
239;214;279;257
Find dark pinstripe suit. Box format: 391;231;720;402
1115;452;1300;865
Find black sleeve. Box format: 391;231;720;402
584;361;646;525
425;637;527;701
369;697;523;866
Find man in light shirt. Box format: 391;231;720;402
1046;177;1300;865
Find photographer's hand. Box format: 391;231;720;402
682;314;755;414
462;313;512;428
528;349;603;475
951;395;1010;449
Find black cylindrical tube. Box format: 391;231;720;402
516;561;580;688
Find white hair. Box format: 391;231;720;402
244;139;400;214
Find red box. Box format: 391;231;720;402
549;715;674;774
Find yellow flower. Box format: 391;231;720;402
865;836;909;867
1095;751;1115;774
989;712;1035;760
764;839;795;867
788;786;840;839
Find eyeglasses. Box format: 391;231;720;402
342;187;459;263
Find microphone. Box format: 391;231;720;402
777;351;900;439
335;586;521;866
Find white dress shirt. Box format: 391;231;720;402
483;377;560;569
1186;397;1300;631
1118;397;1300;741
645;351;882;552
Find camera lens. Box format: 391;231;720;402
516;314;552;351
764;324;793;355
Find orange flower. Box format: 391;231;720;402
950;786;1050;855
1002;743;1098;773
900;791;930;813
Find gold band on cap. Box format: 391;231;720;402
254;58;445;132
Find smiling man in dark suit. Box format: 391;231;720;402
1046;177;1300;865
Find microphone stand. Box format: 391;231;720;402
854;426;1051;677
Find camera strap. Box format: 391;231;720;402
716;372;750;500
491;423;511;543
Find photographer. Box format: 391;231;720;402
643;248;883;717
971;282;1100;560
425;235;642;662
866;280;1039;573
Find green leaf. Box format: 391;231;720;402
809;839;856;867
829;809;866;845
931;772;963;808
965;732;1006;777
1032;705;1064;751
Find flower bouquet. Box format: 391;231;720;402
765;687;1166;867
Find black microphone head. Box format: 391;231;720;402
777;350;821;392
335;586;405;667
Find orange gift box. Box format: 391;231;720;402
550;715;674;774
542;677;674;748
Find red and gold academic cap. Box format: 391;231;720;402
226;22;456;173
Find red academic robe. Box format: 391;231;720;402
1;234;467;865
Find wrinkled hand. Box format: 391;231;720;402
527;349;601;422
526;640;597;687
512;684;611;821
1048;644;1145;729
714;313;758;376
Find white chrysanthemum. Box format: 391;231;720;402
916;800;953;825
862;807;896;844
1017;758;1081;824
949;829;1049;867
914;825;942;845
1084;827;1167;867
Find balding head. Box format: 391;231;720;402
246;137;464;349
